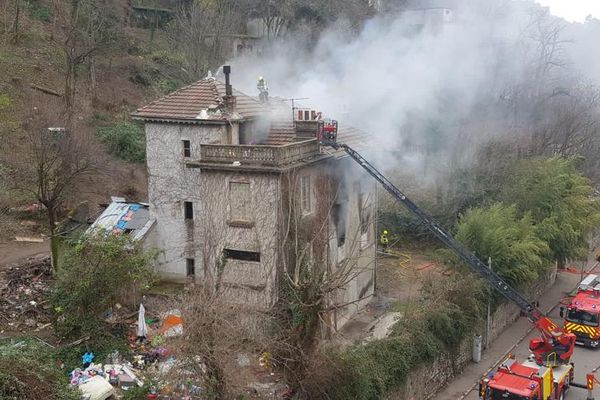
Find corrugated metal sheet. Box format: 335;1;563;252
88;200;154;241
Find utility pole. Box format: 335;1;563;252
485;257;492;349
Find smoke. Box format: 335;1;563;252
225;0;600;181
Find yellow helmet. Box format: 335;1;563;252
383;230;388;235
258;76;264;81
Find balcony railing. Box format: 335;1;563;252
199;139;320;167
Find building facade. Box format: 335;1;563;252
132;71;376;329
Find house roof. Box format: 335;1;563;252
131;78;268;122
87;197;155;241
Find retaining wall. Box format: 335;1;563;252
387;264;558;400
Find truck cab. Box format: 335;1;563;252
561;274;600;348
479;357;573;400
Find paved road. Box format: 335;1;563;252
436;253;600;400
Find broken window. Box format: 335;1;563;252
182;140;191;158
357;182;370;235
224;249;261;262
300;175;311;214
229;181;251;222
186;258;195;276
184;201;194;220
332;178;348;248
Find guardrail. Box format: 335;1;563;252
200;139;320;167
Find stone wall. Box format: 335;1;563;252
387;265;557;400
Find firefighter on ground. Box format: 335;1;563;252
257;76;269;103
380;229;389;253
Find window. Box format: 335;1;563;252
301;175;311;214
186;258;195;276
567;309;599;327
224;249;261;262
182;140;191;158
229;181;251;222
184;201;194;220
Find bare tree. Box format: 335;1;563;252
0;97;99;271
169;0;242;81
60;0;111;109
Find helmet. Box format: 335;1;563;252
383;230;388;235
258;76;264;81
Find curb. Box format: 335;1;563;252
456;261;600;400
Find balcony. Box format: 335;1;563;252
198;139;321;167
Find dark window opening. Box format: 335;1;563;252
184;201;194;220
224;249;261;262
186;258;195;276
567;309;599;327
332;203;347;247
332;178;348;247
183;140;191;158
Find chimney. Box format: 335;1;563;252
222;65;236;111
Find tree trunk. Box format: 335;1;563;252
65;57;76;109
47;207;59;273
12;0;20;43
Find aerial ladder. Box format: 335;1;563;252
320;137;576;367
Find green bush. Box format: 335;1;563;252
27;0;53;22
501;157;600;267
303;276;485;399
96;121;146;163
51;235;157;338
0;339;79;400
454;203;549;287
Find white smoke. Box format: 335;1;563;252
226;0;600;180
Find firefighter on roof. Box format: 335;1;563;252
257;76;269;103
380;229;389;253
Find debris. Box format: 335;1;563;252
137;303;149;339
78;376;116;400
237;353;251;367
0;255;52;332
14;236;44;243
159;310;183;337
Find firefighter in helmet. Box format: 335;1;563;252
257;76;269;103
380;229;389;253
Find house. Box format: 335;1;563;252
131;67;377;330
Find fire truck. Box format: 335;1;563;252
479;356;573;400
561;274;600;348
320;138;579;397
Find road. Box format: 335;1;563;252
436;252;600;400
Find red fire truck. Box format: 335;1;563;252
561;274;600;348
479;356;573;400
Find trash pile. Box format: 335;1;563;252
0;255;53;334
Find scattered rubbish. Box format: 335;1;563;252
0;255;52;332
159;310;183;337
78;376;116;400
259;352;271;369
14;236;44;243
137;303;149;339
237;353;250;367
82;351;95;368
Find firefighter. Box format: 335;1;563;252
257;76;269;103
380;229;389;253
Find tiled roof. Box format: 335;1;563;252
132;78;268;122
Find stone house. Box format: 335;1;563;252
132;69;377;330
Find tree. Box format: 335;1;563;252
454;203;549;287
0;99;99;271
501;157;600;267
169;0;242;81
60;0;112;109
51;234;157;338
